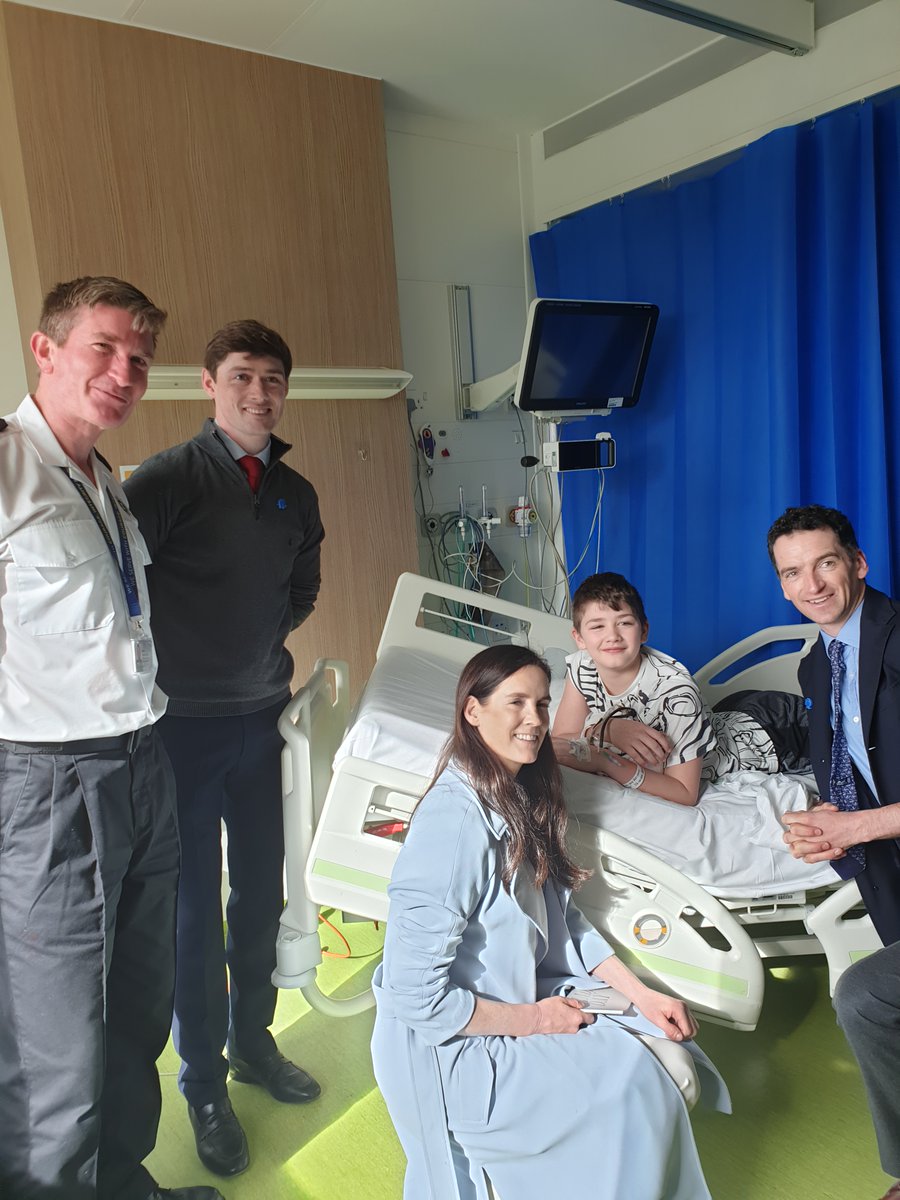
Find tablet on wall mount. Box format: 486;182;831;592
514;298;659;418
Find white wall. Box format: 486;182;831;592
386;111;555;607
528;0;900;227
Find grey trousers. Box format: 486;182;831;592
834;940;900;1178
0;727;179;1200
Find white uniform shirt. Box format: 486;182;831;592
0;396;166;740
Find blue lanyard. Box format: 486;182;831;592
62;468;143;620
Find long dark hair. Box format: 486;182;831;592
431;644;590;892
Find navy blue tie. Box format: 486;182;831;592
827;639;866;876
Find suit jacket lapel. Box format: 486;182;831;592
859;589;894;742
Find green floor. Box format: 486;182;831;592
147;921;891;1200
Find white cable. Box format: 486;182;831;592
506;565;572;596
565;470;604;580
525;465;609;618
529;468;570;614
595;469;605;573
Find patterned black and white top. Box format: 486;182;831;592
566;647;778;782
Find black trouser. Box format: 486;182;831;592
0;728;179;1200
834;940;900;1177
159;704;286;1109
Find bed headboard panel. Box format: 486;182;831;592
376;573;574;670
694;623;819;707
377;575;819;710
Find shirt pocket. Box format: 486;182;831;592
7;519;116;635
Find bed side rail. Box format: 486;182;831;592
303;756;766;1029
570;824;766;1031
694;622;818;706
275;659;350;988
804;879;881;993
304;756;429;923
377;571;573;666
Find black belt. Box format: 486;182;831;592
0;728;149;755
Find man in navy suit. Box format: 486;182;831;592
768;504;900;1199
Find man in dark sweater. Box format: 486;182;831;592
124;321;324;1179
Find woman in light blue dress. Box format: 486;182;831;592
371;644;729;1200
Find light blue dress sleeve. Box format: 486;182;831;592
565;895;615;972
380;773;494;1047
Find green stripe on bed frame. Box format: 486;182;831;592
617;947;749;996
312;858;390;894
849;949;875;963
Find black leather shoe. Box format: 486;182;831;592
147;1189;226;1199
229;1050;321;1104
188;1097;249;1177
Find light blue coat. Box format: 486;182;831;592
371;765;729;1200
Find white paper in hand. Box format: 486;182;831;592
565;986;633;1014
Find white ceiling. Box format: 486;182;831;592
10;0;879;136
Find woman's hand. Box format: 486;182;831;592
634;989;698;1041
591;955;698;1041
462;994;594;1037
531;996;595;1035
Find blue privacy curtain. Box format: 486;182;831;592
530;87;900;671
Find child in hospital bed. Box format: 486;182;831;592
552;572;807;807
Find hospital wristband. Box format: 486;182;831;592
623;765;645;790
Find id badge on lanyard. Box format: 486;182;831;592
130;620;154;675
65;469;154;676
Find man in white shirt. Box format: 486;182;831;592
0;277;222;1200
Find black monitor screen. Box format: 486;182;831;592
515;299;658;414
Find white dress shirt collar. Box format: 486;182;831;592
213;422;271;467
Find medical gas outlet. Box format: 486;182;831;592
509;497;537;536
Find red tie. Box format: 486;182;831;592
238;455;264;494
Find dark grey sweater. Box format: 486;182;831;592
124;419;324;717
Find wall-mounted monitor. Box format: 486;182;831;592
514;298;659;417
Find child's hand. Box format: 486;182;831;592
605;718;672;768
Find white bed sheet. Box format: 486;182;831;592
336;646;837;898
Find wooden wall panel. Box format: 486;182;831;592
0;1;417;697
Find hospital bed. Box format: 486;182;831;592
275;573;880;1031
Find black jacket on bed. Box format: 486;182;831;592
799;585;900;945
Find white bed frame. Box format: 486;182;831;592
275;573;879;1030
